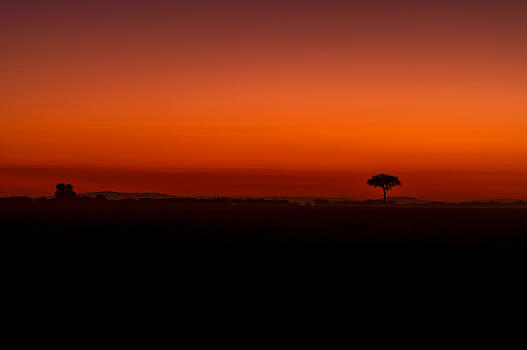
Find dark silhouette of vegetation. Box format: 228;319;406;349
55;183;77;200
0;196;31;201
367;174;402;202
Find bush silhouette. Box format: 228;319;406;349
367;174;401;202
55;183;77;200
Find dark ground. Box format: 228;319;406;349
4;198;527;321
4;199;523;346
3;199;527;276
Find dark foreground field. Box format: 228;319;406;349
4;199;526;330
3;199;527;278
4;199;527;245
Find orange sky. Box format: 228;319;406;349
1;1;527;199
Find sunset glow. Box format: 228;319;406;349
2;1;527;199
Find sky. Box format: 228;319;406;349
1;0;527;199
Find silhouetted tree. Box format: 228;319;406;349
367;174;401;202
55;183;77;200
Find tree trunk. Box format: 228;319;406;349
383;187;387;202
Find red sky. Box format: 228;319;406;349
1;1;527;199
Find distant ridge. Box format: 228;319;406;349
80;191;177;200
364;197;429;204
389;196;428;203
460;199;526;204
76;192;526;205
80;192;356;203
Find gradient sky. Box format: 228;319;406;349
1;1;527;199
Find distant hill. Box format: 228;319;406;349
79;192;357;203
460;199;526;205
80;191;178;200
389;196;430;204
76;192;525;205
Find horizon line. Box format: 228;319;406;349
3;191;526;204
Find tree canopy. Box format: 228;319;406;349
55;183;77;200
367;174;402;201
